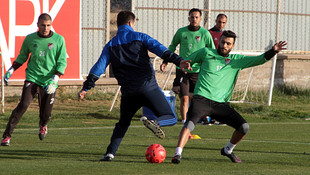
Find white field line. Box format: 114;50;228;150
13;123;310;145
14;122;310;131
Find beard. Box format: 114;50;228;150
217;47;231;57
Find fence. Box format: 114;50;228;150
132;0;310;105
133;0;310;52
81;0;110;76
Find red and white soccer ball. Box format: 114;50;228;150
145;144;166;163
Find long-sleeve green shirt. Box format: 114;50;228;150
189;47;269;102
15;32;67;86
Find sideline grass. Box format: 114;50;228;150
0;91;310;174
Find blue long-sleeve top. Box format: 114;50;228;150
82;25;183;94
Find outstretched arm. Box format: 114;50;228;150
265;41;287;60
273;41;287;53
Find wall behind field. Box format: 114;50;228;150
80;0;310;94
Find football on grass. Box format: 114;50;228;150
145;144;166;163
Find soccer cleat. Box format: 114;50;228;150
1;136;11;146
39;125;48;140
171;154;181;164
221;148;242;163
140;116;165;139
99;153;114;161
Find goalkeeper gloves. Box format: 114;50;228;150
44;75;59;94
4;67;14;85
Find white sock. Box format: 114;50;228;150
182;120;186;124
224;142;236;154
175;147;182;156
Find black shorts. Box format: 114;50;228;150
187;95;247;130
172;68;184;87
179;73;199;97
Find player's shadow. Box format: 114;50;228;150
0;149;101;161
87;112;118;120
180;145;310;160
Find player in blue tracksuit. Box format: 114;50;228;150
78;11;191;161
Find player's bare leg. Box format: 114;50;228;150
172;127;191;164
177;127;191;148
180;96;189;123
230;130;246;145
180;96;200;140
221;125;248;163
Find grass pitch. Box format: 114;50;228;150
0;90;309;175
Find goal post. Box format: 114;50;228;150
0;49;4;113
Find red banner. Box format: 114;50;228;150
0;0;81;80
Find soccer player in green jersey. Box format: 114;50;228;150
161;8;215;139
171;30;287;163
1;13;67;146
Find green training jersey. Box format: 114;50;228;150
168;26;215;73
15;32;67;86
189;47;269;102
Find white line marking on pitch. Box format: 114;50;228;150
14;122;310;131
13;124;310;145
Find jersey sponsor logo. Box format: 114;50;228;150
48;43;54;50
195;36;201;43
225;58;231;65
214;37;218;41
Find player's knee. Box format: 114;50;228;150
184;120;195;132
237;123;249;134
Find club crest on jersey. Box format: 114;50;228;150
195;36;201;43
225;58;231;65
48;43;54;50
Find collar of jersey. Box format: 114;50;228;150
117;25;134;34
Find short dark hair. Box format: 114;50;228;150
216;13;227;20
38;13;52;22
221;30;237;43
117;11;136;27
189;8;202;16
